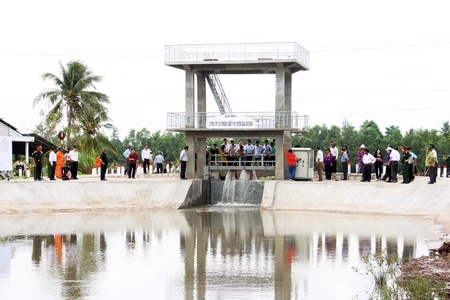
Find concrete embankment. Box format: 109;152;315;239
261;176;450;217
1;174;450;217
0;176;205;213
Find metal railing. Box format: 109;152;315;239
208;153;275;170
166;112;309;130
165;42;310;69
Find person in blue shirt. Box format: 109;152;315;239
340;147;349;180
407;147;417;182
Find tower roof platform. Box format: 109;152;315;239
165;42;309;74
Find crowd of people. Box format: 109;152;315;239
28;140;440;184
209;138;277;167
29;143;167;182
31;145;79;181
120;144;167;180
314;142;439;184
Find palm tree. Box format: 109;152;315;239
34;60;110;144
71;107;117;155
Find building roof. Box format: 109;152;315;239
0;118;18;131
1;118;57;155
20;133;58;155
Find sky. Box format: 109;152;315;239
1;0;450;139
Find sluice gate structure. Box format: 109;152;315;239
164;42;310;180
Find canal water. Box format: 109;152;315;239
0;208;441;300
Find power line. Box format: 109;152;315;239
309;38;450;53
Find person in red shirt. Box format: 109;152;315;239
127;148;139;179
283;144;302;181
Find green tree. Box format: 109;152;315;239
384;126;403;148
440;121;450;138
71;107;117;155
340;119;359;164
359;120;383;153
33;60;110;145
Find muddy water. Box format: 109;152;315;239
0;208;441;299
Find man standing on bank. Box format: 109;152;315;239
315;146;323;181
361;148;376;182
389;146;401;183
31;145;44;181
48;147;57;180
127;148;139;179
141;144;152;175
283;144;301;181
154;151;165;173
341;147;349;180
123;145;132;176
100;149;108;181
401;145;411;184
330;142;338;174
426;146;436;184
180;145;189;180
68;146;79;179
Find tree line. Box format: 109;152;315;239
290;119;450;173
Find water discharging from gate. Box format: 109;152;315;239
219;170;261;205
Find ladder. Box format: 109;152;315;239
206;74;233;115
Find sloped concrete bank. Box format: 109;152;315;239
261;177;450;217
1;175;449;217
0;178;206;213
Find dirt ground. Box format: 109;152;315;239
401;241;450;297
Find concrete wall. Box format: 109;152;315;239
261;179;450;217
0;179;206;213
2;176;449;218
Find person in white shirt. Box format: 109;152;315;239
315;146;324;181
361;148;376;182
154;151;165;174
179;146;189;179
330;142;338;173
48;147;57;180
389;146;401;183
68;146;79;179
123;145;132;176
141;145;152;174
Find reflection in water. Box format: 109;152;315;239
0;209;440;299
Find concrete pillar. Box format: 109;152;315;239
185;133;195;179
185;69;195;128
275;132;286;180
197;73;207;128
275;64;285;128
197;138;206;179
25;142;30;165
285;72;292;128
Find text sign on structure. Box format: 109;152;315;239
0;136;12;171
207;114;257;129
